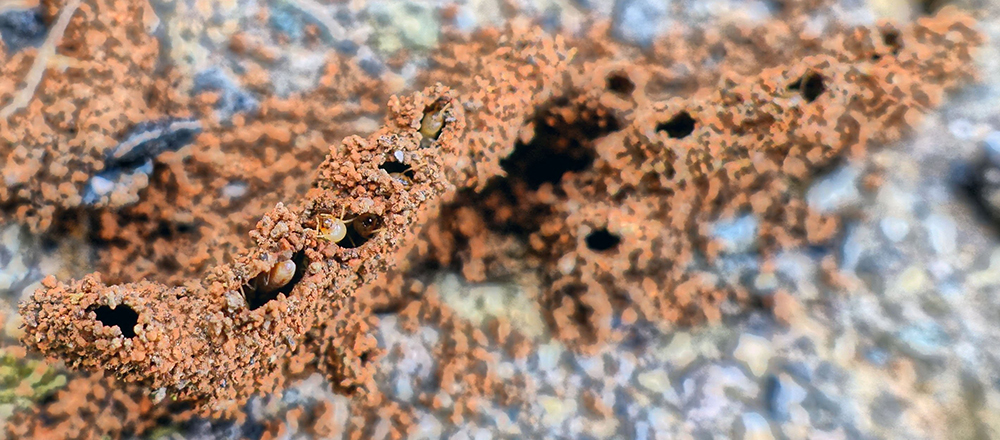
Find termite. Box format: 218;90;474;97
254;259;296;293
353;213;382;239
314;207;383;246
419;96;452;141
316;206;354;243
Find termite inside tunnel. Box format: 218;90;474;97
243;250;309;310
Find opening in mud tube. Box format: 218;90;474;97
501;101;621;189
789;72;826;103
91;304;139;338
657;111;696;139
606;72;635;96
586;228;621;251
379;161;411;174
245;250;309;310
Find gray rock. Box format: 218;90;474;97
739;412;774;440
864;347;890;367
948;118;976;140
269;7;305;41
680;363;758;427
764;374;806;422
711;214;759;254
281;388;301;405
359;57;386;76
105;119;202;169
752;272;779;295
221;182;249;199
637;369;671;395
806;165;862;213
879;217;910;243
801;388;844;431
983;131;1000;163
895;322;949;359
453;7;477;32
733;334;772;377
924;213;957;255
193;69;259;122
537;344;563;373
394;373;414;400
82;160;155;205
840;222;865;272
612;0;669;47
0;10;46;52
869;393;906;428
335;39;360;55
88;175;116;197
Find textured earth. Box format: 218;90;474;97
4;0;1000;439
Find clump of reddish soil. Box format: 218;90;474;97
2;0;985;436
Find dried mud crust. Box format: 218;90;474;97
18;19;578;410
91;55;393;287
5;3;986;438
376;9;983;354
17;89;464;411
330;7;984;429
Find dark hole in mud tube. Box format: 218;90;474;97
606;72;635;96
585;228;621;251
656;111;696;139
337;213;383;249
245;250;309;310
788;72;826;103
380;160;420;189
91;305;139;338
379;161;411;174
501;101;620;189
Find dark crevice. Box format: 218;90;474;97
427;96;624;277
379;161;417;188
379;161;410;174
91;305;139;338
245;250;308;310
606;73;635;96
501;100;621;189
105;119;202;171
502;134;594;189
657;111;697;139
789;72;826;103
586;228;621;251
